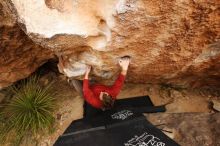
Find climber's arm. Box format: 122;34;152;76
108;57;130;98
83;79;102;108
109;73;126;98
83;66;102;108
84;65;91;80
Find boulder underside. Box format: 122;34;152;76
0;0;220;89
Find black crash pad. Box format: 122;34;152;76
55;110;179;146
54;96;178;146
63;108;143;134
83;95;165;118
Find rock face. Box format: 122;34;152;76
1;0;220;88
0;1;54;89
147;113;220;146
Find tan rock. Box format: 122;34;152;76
0;92;5;103
0;1;55;89
1;0;220;88
170;90;183;99
212;99;220;112
146;113;220;146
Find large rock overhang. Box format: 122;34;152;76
2;0;220;88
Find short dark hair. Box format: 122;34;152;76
102;93;114;110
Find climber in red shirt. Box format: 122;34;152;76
83;57;130;109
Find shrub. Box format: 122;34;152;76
0;75;56;144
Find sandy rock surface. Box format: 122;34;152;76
0;0;219;89
0;0;54;89
146;113;220;146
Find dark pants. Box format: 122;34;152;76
70;79;83;97
70;79;96;97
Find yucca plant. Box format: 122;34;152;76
0;75;56;144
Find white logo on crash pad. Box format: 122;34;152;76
124;132;166;146
111;110;133;120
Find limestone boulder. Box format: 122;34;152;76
0;0;54;89
1;0;220;88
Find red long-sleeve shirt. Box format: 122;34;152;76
83;74;125;109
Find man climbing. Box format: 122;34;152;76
83;57;130;110
58;56;166;117
58;55;130;110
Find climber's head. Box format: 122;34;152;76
99;92;115;110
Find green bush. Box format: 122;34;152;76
0;75;56;144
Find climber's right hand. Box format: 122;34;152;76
119;57;130;71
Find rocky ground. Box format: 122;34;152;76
0;70;220;146
146;113;220;146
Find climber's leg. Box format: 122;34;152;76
69;79;83;97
